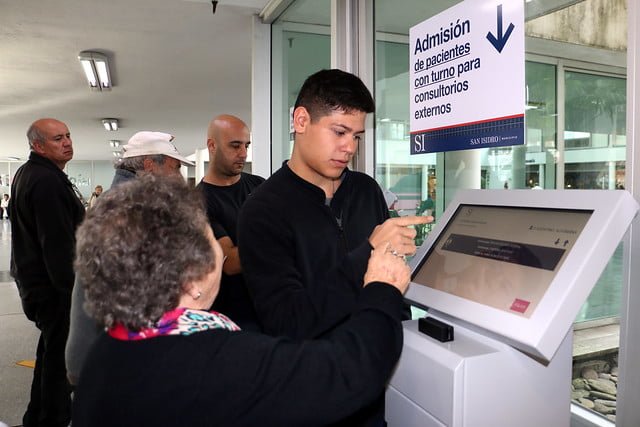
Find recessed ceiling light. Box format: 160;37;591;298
102;118;119;131
78;51;112;91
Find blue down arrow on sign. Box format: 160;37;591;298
486;4;515;53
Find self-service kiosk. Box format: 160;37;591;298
386;189;639;427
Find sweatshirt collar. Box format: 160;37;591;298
282;161;350;204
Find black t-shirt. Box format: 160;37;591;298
197;173;265;241
196;173;265;330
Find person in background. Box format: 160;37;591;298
237;69;432;426
65;131;194;385
10;118;85;427
1;194;9;219
197;114;264;331
87;185;103;208
72;175;410;427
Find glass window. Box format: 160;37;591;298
374;2;460;223
375;38;436;222
524;61;557;189
565;71;626;151
480;61;558;192
270;0;331;172
563;73;626;377
372;0;627;423
65;161;93;201
564;71;626;193
526;61;557;153
0;162;10;191
93;160;116;192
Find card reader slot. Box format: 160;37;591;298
419;316;454;342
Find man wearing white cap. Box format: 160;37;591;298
65;131;194;385
111;131;194;186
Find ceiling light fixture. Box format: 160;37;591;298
109;140;121;148
78;51;112;91
102;118;119;131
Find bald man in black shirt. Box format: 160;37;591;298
197;114;264;331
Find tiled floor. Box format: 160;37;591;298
0;220;39;427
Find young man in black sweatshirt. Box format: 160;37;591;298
238;69;431;426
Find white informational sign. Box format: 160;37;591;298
409;0;524;154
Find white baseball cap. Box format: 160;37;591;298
122;131;195;166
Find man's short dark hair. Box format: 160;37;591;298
294;69;375;122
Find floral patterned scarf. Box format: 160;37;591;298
108;307;241;341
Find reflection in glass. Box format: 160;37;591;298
65;161;93;199
565;71;626;151
564;71;626;191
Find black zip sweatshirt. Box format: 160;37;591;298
238;163;390;340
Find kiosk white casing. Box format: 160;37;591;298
386;189;639;427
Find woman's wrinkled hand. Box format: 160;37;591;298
363;242;411;295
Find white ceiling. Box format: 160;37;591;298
0;0;269;161
0;0;582;163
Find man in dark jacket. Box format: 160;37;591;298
238;69;431;426
10;118;85;427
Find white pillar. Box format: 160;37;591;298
251;14;272;178
608;160;616;189
421;165;430;200
511;145;527;189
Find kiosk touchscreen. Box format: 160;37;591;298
407;189;638;360
386;189;638;427
412;205;591;319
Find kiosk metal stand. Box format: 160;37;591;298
387;314;571;426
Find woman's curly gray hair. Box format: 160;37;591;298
74;174;216;331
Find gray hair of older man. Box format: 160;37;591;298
26;123;47;149
114;154;167;171
74;174;216;330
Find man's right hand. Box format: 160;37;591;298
364;243;411;294
368;215;433;256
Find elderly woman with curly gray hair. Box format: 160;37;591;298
71;174;411;427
